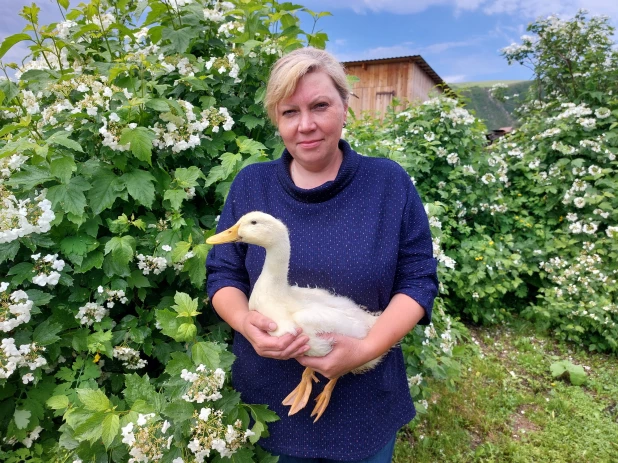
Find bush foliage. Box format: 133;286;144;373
0;0;462;460
349;10;618;352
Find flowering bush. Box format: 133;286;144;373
0;0;331;460
497;10;618;352
348;96;533;324
349;10;618;353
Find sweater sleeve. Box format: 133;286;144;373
392;179;438;325
206;172;251;301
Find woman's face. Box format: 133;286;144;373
276;71;348;171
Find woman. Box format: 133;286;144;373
206;47;438;462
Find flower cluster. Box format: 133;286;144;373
0;283;33;332
0;187;55;244
181;365;225;403
31;253;65;287
97;286;129;308
121;414;172;462
0;154;28;181
136;254;168;275
113;346;147;369
150;100;233;154
0;339;47;380
188;407;254;461
205;54;241;82
173;250;194;273
203;1;235;22
76;302;108;326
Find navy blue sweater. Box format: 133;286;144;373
206;140;438;460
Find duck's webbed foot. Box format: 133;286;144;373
311;377;338;422
282;367;318;415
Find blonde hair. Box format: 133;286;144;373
264;47;350;124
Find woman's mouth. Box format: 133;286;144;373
298;140;322;148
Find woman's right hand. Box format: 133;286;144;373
241;311;310;360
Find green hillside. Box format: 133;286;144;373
451;81;533;130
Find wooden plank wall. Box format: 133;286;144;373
408;61;441;102
345;62;409;117
345;60;443;117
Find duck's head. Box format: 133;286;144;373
206;211;289;248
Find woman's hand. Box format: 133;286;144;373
241;311;310;360
297;333;373;379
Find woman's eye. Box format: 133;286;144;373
282;109;296;116
315;102;329;110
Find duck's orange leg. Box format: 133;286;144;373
311;377;338;422
282;367;319;415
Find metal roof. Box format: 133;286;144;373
341;55;451;92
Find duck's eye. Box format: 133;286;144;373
251;220;257;225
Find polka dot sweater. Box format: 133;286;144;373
206;139;438;461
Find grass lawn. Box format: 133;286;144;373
395;319;618;462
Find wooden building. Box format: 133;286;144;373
342;56;448;117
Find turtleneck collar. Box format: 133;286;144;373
276;139;361;203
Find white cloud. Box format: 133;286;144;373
332;42;417;62
443;74;467;82
418;38;484;55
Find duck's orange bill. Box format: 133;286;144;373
206;223;241;244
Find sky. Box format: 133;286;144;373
2;0;618;83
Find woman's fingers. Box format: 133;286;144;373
242;311;308;359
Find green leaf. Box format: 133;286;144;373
88;169;126;214
76;251;104;273
104;236;136;265
163;400;194;422
73;411;106;442
101;413;120;449
171;241;191;263
121;170;156;207
162;27;196;53
47;176;91;217
174;166;203;188
128;269;151;289
119;127;156;165
172;292;200;317
7;165;53;190
145;98;170;112
77;389;110;412
58;0;69;9
33;318;63;346
155;309;182;340
0;33;32;60
239;114;265;130
0;241;20;265
50;156;77;183
46;395;70;410
8;262;34;285
191;342;221;369
60;234;98;257
47;131;84;152
164;188;187;210
14;409;31;429
567;364;587;386
176;322;197;341
219;152;242;178
237;138;267;156
213;448;255;463
123;373;157;406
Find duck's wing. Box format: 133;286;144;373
289;286;377;338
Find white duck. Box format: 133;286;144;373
206;211;382;421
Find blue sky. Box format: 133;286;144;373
298;0;618;82
2;0;618;83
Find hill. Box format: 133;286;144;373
449;81;533;130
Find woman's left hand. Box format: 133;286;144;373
296;333;374;379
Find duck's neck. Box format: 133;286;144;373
256;236;291;293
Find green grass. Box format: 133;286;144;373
394;319;618;462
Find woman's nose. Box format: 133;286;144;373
298;111;316;132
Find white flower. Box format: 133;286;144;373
162;245;172;252
573;197;586;208
22;373;34;384
446;153;459;165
